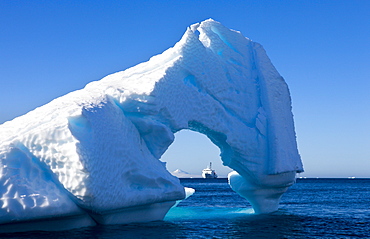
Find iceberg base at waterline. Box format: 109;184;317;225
0;201;178;233
0;213;96;233
0;187;196;233
88;201;176;225
228;171;296;214
87;186;195;226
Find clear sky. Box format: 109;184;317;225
1;1;369;178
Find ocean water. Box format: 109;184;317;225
2;178;370;238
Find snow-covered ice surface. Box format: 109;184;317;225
0;19;302;232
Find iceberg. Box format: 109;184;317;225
0;19;303;232
171;169;195;178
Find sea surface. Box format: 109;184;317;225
2;178;370;238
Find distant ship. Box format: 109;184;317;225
202;162;218;179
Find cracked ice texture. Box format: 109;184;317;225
0;19;302;226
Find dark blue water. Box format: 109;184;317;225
2;178;370;238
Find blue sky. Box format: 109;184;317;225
1;1;369;177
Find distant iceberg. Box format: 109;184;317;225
171;169;199;178
0;19;302;232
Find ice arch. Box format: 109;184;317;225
0;19;303;231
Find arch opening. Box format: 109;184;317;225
160;129;232;178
